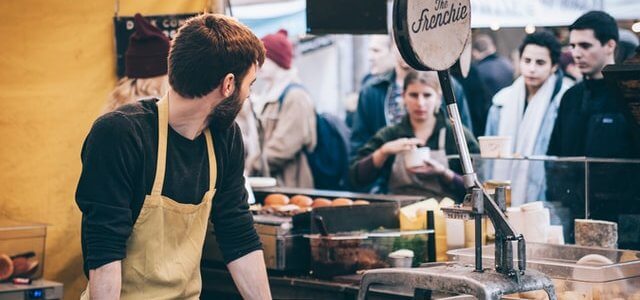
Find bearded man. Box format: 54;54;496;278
76;14;271;300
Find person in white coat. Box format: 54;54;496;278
485;31;573;205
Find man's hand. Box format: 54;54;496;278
89;260;121;300
227;250;271;300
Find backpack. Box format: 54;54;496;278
278;84;351;190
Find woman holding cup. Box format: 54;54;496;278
349;71;479;200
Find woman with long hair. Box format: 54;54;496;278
349;71;478;201
102;13;169;114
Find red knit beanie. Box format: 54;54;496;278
261;29;293;70
125;13;170;79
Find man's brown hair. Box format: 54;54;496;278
168;14;266;98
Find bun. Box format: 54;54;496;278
332;198;353;207
0;254;13;281
353;200;370;205
290;195;313;207
264;193;290;207
312;198;332;208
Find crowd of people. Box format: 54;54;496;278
73;10;639;298
100;10;639;204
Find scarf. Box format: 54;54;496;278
493;74;557;205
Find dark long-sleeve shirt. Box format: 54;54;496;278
76;99;260;276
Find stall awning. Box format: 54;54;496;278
470;0;639;28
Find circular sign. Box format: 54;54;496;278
450;32;471;78
459;32;472;77
393;0;471;71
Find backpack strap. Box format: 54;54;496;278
277;83;307;112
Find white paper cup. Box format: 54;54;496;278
404;147;430;168
522;206;550;243
547;225;565;245
506;207;525;235
478;136;512;158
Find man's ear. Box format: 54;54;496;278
221;73;235;97
605;39;617;55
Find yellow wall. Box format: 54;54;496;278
0;1;216;298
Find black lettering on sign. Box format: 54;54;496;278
411;2;468;34
435;0;448;10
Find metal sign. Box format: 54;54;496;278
393;0;471;71
458;34;471;77
113;13;197;77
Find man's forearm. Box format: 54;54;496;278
227;250;271;300
89;260;121;299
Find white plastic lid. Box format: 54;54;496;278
389;249;415;258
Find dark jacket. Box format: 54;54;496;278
545;79;640;247
475;53;514;98
452;64;492;137
547;78;639;158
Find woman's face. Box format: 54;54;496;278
403;82;440;122
520;44;557;90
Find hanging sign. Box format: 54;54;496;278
393;0;471;71
113;13;197;77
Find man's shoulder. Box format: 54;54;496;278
359;74;392;107
560;81;586;104
89;99;157;141
209;121;243;149
102;98;157;122
113;98;158;117
362;71;394;91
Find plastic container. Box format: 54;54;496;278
478;136;512;158
388;249;414;268
403;147;431;168
448;243;640;299
0;218;47;280
306;229;432;278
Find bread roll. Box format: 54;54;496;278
353;200;370;205
0;254;13;281
332;198;353;206
264;193;290;207
312;198;332;208
290;195;313;207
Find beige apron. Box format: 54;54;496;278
389;128;450;198
81;96;217;299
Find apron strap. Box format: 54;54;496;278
438;127;446;150
151;96;169;196
204;129;217;190
152;96;218;195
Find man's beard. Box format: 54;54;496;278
210;88;244;129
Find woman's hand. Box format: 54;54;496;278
372;138;423;168
407;158;454;181
380;138;423;156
